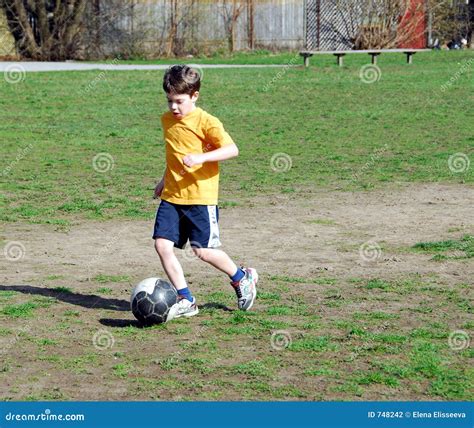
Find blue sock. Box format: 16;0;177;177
230;268;245;283
177;287;193;302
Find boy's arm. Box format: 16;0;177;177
183;143;238;168
153;174;165;199
155;116;166;199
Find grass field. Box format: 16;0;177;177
1;50;473;401
1;50;473;225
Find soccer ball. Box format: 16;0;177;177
130;277;178;325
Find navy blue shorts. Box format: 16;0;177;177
152;200;221;249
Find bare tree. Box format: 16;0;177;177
221;0;245;52
332;0;426;49
427;0;472;47
331;0;469;50
163;0;200;57
1;0;87;60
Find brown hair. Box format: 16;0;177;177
163;65;201;95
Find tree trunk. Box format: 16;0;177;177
1;0;87;60
247;0;254;49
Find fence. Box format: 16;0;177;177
304;0;430;51
86;0;305;57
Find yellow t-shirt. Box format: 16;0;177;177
160;107;234;205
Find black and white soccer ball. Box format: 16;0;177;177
130;278;178;325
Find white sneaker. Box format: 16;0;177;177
231;267;258;311
168;296;199;321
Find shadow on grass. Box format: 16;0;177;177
1;286;234;329
99;302;233;329
100;318;142;328
200;302;233;312
0;284;129;311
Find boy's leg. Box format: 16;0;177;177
193;247;258;311
184;204;258;310
192;247;237;276
155;238;198;318
155;238;188;291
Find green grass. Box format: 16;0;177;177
0;299;55;318
62;309;80;317
305;367;339;377
353;311;400;321
289;335;337;352
412;234;474;260
270;275;337;285
112;363;134;378
258;291;281;301
3;271;472;401
0;291;17;299
96;287;113;295
365;279;392;290
266;306;293;316
409;342;472;400
92;274;130;283
353;371;400;387
35;338;58;346
61;353;99;374
89;50;301;65
1;50;473;224
363;276;425;294
2;50;473;402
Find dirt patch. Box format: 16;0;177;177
1;183;473;400
3;182;473;284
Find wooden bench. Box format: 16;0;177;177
300;49;430;67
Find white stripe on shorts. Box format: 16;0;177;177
207;205;222;248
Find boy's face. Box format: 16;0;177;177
166;92;199;120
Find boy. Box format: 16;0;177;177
153;65;258;319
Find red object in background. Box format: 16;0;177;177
398;0;427;48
